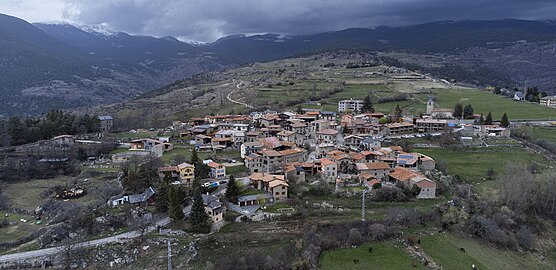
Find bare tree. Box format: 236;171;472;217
499;163;538;214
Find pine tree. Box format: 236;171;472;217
225;174;240;203
500;113;509;127
453;103;463;118
485;112;493;125
190;148;199;166
478;114;485;125
156;176;171;213
463;104;474;119
190;191;209;226
362;95;374;113
296;105;304;115
168;186;184;221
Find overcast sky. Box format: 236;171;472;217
1;0;555;42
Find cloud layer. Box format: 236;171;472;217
2;0;556;42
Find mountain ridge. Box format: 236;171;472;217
2;14;556;116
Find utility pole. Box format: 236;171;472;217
361;189;367;221
167;238;172;270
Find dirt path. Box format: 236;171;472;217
227;81;253;109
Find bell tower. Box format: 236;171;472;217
426;96;434;114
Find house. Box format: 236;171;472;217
241;141;263;158
338;99;363;113
316;129;338;144
412;178;436;199
344;135;363;148
202;194;225;223
388;167;436;199
385;122;415;134
319;158;338;183
51;135;75;146
514;91;525;101
177;162;195;186
321;111;337;120
245;153;264;173
359;137;381;150
540;96;556;108
130;138;171;157
473;125;511;138
268;180;289;201
238;193;273;207
355;162;391;181
316;143;335;158
158;165;180;181
208;162;226;179
276;130;304;146
98;116;114;133
249;173;288;201
284;163;306;183
112;151;151;163
108;187;155;207
415;119;448;133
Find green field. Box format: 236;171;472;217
320;242;425;270
522;125;556;144
414;146;552;197
420;233;554;270
435;88;556;120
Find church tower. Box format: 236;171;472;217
426;96;434;114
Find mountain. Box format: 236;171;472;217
2;14;556;116
209;19;556;63
0;14;227;116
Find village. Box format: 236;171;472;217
90;93;512;227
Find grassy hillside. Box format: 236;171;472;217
320;241;426;270
421;233;555;270
434;88;556;120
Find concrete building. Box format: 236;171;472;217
540;96;556;108
338;99;363;113
98;116;114;133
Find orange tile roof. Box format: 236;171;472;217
279;148;305;156
389;166;421;182
320;158;336;166
262;149;283;157
414;179;435;188
207;162;222;168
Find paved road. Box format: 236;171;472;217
0;206;191;263
226;81;253;108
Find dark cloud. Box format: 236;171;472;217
2;0;555;42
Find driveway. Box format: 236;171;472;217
0;205;191;263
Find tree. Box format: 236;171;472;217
296;105;304;115
342;124;349;134
477;114;485;125
485;112;493;125
190;191;209;226
500;113;509;128
486;167;496;180
225;174;240;203
362;95;374;113
190;148;199;166
463;104;474;119
393;104;403;122
168;185;185;221
453;103;463;118
195;162;210;180
156;176;170;213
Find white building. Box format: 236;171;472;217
338;99;363;113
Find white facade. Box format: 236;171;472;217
338;99;363;113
